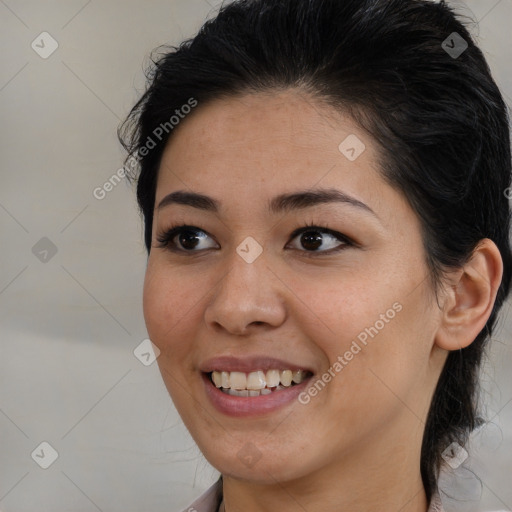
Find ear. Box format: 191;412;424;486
435;239;503;351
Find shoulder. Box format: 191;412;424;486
431;491;509;512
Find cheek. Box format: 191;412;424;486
305;261;434;389
142;261;197;357
142;263;202;413
320;284;436;431
142;266;167;344
300;269;398;347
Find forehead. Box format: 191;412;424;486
157;91;379;193
153;89;414;233
163;90;365;157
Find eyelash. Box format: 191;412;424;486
155;221;356;257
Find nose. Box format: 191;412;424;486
203;250;287;336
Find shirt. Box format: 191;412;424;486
179;477;445;512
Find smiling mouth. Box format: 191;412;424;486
207;369;313;397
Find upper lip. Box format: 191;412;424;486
200;355;315;374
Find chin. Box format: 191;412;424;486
205;446;316;485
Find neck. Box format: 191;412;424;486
220;420;429;512
221;470;428;512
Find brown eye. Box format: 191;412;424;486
156;225;217;252
287;226;352;255
299;231;324;251
156;223;353;256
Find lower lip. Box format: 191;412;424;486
202;372;313;417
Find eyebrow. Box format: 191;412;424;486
156;188;377;217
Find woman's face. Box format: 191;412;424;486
143;90;447;485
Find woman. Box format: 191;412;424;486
118;0;511;510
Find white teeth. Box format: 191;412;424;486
246;370;266;390
292;370;306;384
221;371;230;388
265;369;280;387
212;371;222;388
280;370;293;387
221;383;289;396
228;389;249;397
230;371;247;390
210;368;310;393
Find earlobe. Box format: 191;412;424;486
434;239;503;351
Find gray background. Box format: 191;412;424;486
0;1;511;511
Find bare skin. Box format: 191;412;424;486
142;90;503;512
